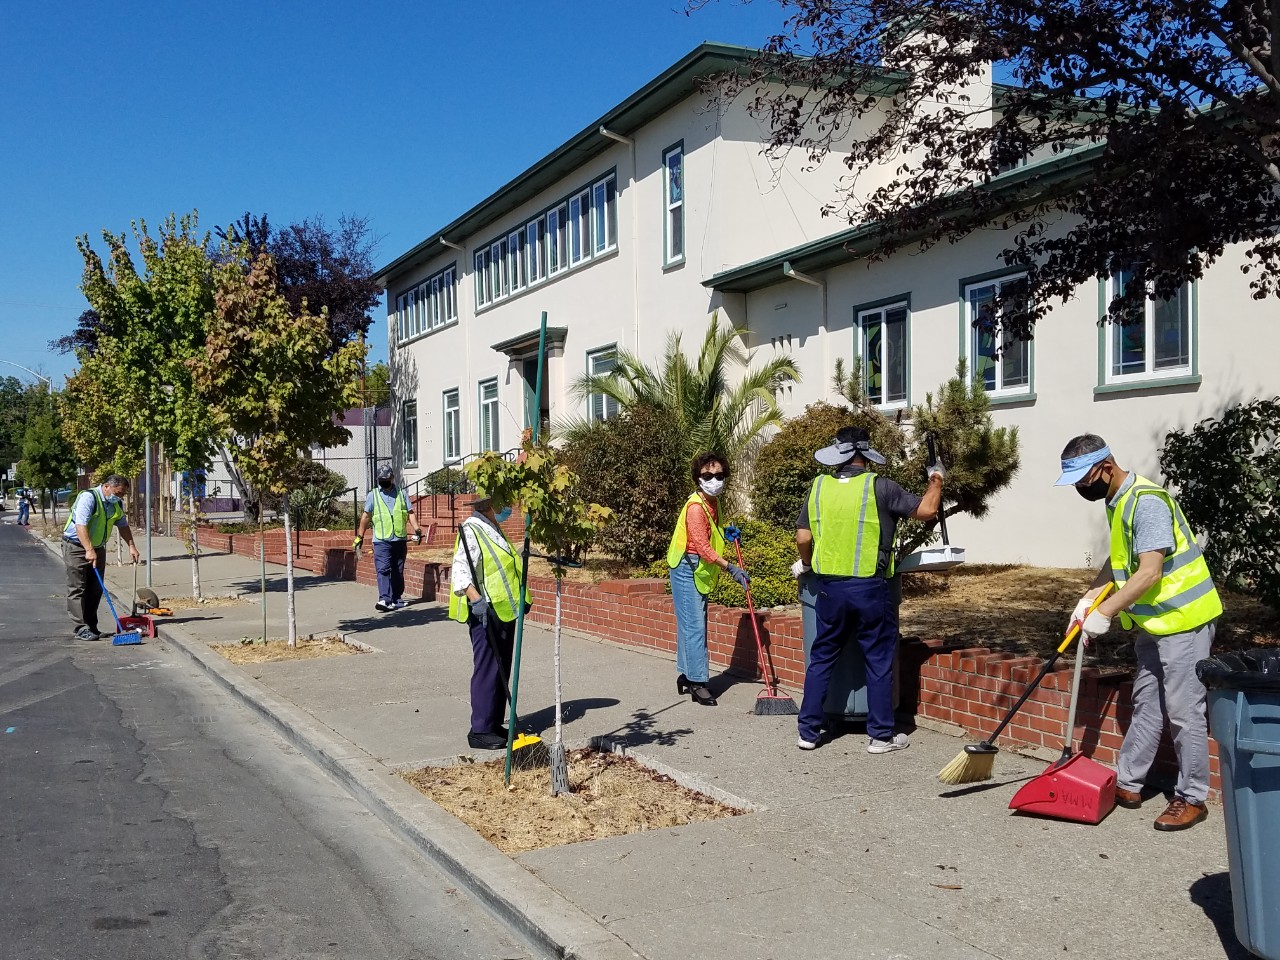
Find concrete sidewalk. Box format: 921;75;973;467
65;532;1247;960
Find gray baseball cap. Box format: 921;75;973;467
376;464;394;483
815;427;886;466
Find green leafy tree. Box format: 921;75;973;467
1160;398;1280;612
0;376;45;471
19;406;76;525
563;313;800;474
59;351;146;480
467;440;612;794
192;249;365;645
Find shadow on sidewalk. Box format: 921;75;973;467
229;575;331;595
1189;872;1250;960
515;697;621;734
600;702;695;749
336;605;451;634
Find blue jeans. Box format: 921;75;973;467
799;576;896;742
373;538;407;603
670;553;709;684
18;500;30;524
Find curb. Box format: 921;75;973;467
154;620;643;960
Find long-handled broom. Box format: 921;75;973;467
937;583;1113;785
92;565;144;646
728;533;800;716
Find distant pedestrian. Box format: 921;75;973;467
353;465;423;612
63;476;140;641
17;491;31;526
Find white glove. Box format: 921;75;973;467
1067;596;1092;632
926;461;947;481
1080;609;1112;646
790;559;811;578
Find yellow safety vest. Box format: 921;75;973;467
449;520;524;624
63;488;124;548
371;488;409;540
1107;475;1222;636
807;473;891;579
666;493;725;596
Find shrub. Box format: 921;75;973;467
425;466;469;495
751;401;869;528
286;463;350;530
1160;397;1280;611
559;404;690;566
644;518;799;609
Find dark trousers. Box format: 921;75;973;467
62;540;107;634
468;614;514;735
799;576;896;742
373;538;407;603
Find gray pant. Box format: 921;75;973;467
1117;621;1215;805
62;540;107;635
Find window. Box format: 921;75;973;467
474;250;489;309
547;204;567;275
526;217;545;284
490;239;507;300
1105;268;1192;383
442;390;461;462
508;230;524;292
856;302;909;407
402;400;419;467
593;175;617;254
586;346;621;422
395;264;458;342
964;274;1031;395
478;379;500;452
569;190;591;265
663;143;684;264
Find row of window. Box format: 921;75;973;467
395;264;458;343
855;271;1193;407
473;173;619;310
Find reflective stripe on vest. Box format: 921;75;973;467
63;489;123;547
665;493;724;596
807;473;882;578
371;489;409;540
1106;475;1223;635
448;520;524;624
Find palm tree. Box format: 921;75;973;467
561;313;800;468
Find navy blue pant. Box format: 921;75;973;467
799;576;896;742
468;614;514;735
373;538;407;603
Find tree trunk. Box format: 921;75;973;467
284;507;297;647
220;444;260;523
189;489;202;600
549;574;569;795
259;520;268;643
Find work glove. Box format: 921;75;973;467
470;595;490;622
726;563;750;588
1066;595;1093;633
1080;609;1112;646
412;531;423;544
926;460;947;482
790;559;811;579
723;525;741;543
352;536;364;551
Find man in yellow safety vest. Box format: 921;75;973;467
354;465;423;612
62;475;140;641
1058;434;1222;832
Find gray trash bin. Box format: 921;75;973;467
799;573;899;720
1198;650;1280;960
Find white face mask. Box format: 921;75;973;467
698;478;726;497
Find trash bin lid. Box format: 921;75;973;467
1196;649;1280;691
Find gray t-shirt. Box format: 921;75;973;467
796;464;922;578
364;487;407;542
1108;473;1175;558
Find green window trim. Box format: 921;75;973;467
662;140;685;268
1093;375;1202;397
1095;276;1200;389
956;268;1036;401
851;293;912;408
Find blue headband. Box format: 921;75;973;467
1055;445;1112;486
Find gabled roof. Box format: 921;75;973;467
705;142;1106;293
377;42;764;286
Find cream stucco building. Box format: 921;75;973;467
377;42;1279;568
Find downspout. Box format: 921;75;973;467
600;125;639;356
782;261;829;396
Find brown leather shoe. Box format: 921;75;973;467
1154;798;1208;832
1114;787;1144;809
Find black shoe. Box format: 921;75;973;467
676;673;691;695
375;600;393;612
689;684;717;706
75;627;100;642
467;731;506;750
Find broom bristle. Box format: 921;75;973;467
754;691;800;716
508;734;550;770
937;747;997;785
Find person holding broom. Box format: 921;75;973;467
794;428;943;753
449;494;521;750
1057;434;1222;832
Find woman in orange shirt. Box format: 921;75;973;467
665;453;750;706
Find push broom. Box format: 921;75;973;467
92;565;144;646
728;533;800;716
937;582;1113;785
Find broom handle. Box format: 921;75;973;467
93;565;127;633
983;584;1114;746
731;537;778;694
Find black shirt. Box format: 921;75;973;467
796;464;922;578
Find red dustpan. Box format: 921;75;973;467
1009;623;1116;825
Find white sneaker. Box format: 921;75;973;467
867;733;910;754
797;736;820;751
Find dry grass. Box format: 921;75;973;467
214;635;362;664
164;594;251;609
402;747;743;855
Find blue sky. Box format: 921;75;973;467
0;0;787;387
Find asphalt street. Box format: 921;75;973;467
0;521;530;960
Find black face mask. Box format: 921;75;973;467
379;480;393;490
1076;476;1110;502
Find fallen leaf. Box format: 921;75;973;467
931;883;963;891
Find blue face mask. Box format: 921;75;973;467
494;507;513;523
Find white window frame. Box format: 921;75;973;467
442;389;461;463
855;301;910;409
593;175;617;254
526;217;545;285
662;143;684;265
568;190;591;266
1103;270;1193;385
478;379;500;452
508;230;524;292
402;399;419;468
963;273;1033;398
474;250;488;309
586;346;621;422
